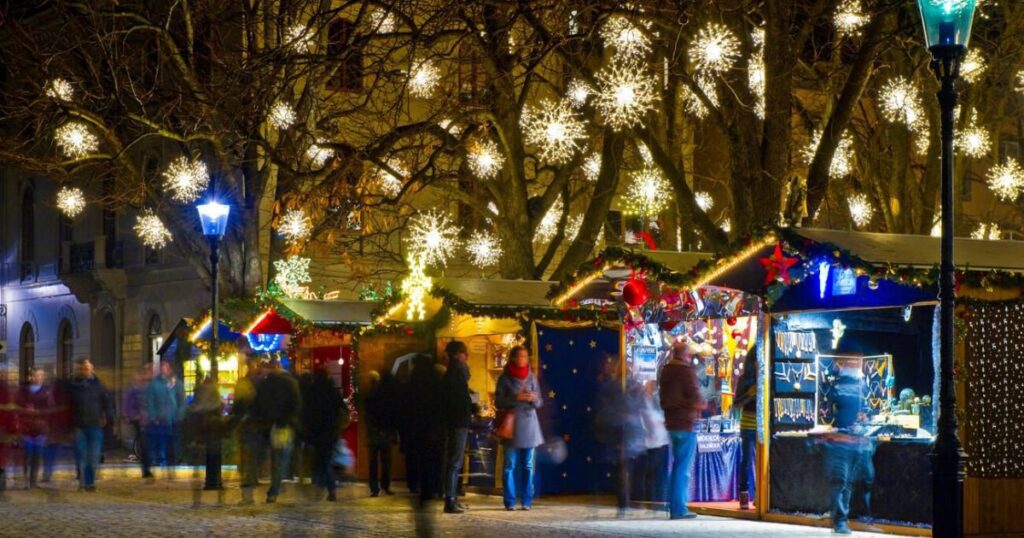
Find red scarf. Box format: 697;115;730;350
506;362;529;380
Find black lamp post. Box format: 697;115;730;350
196;193;229;489
916;1;978;537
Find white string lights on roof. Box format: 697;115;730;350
623;166;671;217
987;158;1024;201
134;210;173;249
466;230;502;268
56;186;86;218
594;61;658;129
802;129;855;178
960;49;986;84
278;208;312;244
406;210;461;268
522;99;587;164
268;100;297;129
44;78;74;102
162;156;210;204
566;79;592;108
834;0;868;35
695;191;714;212
600;16;651;59
408;60;440;98
956;109;991;158
274;256;312;298
691;23;740;76
467;139;505;180
54;121;99;158
847;193;874;227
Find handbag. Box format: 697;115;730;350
494;409;516;440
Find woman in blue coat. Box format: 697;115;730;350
494;345;544;511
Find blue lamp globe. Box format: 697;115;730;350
917;0;978;49
196;200;230;238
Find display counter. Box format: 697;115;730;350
769;434;932;525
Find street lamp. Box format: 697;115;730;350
196;196;229;490
916;1;977;537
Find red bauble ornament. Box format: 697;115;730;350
726;316;737;326
622;278;649;307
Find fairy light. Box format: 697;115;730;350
623;166;671;217
681;75;718;118
986;158;1024;201
406;210;461;268
375;160;408;197
553;265;609;306
956;109;990;158
834;0;868;35
536;198;565;243
466;230;502;268
468;139;505;180
600;16;651;58
408;60;440;98
54;121;99;158
847;193;874;227
695;191;714;212
566;214;584;241
45;78;74;102
400;254;432;321
134;210;173;249
971;222;1001;240
691;23;740;75
637;142;654;164
566;79;592;108
162;156;209;204
305;140;334;169
802;129;855;178
692;234;777;288
269;100;297;129
583;153;602;182
278;208;312;244
274;256;312;298
720;218;732;233
748;54;766;118
56;186;86;217
594;61;658;129
880;77;925;130
285;24;314;53
960;49;986;84
524;99;587;164
369;9;397;33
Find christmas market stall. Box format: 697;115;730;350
157;315;243;404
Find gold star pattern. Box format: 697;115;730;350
589;340;597;349
545;343;553;352
563;433;571;442
548;390;556;399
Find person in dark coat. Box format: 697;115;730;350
123;367;154;480
824;362;875;535
406;353;445;507
189;375;224;490
303;368;344;501
659;343;706;520
234;358;265;505
494;345;544;511
440;341;474;514
253;359;301;503
364;370;396;497
17;368;57;488
68;359;115;491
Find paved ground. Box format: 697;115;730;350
0;469;889;537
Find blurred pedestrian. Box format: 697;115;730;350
440;341;474;514
189;375;224;490
407;353;445;507
494;345;544;512
395;362;420;494
146;361;181;470
234;358;265;505
0;379;14;493
123;366;154;480
637;379;670;506
69;358;114;491
18;368;57;488
659;343;706;520
594;360;645;515
364;370;396;497
254;359;301;503
304;368;344;501
824;362;875;535
733;352;758;510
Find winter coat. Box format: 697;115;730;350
658;361;706;432
17;384;56;437
441;360;473;430
364;378;396;446
303;373;344;447
494;370;544;449
145;376;181;424
69;376;114;429
254;371;302;432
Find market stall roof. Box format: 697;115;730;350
243;309;294;334
155;316;241;357
550;247;713;305
276;298;376;326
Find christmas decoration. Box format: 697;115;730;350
621;277;649;307
408;60;440;98
986;158;1024;201
759;243;799;285
285;24;315;53
802;129;855;178
680;76;716;118
375;160;407;197
278;208;312;243
720;218;732;234
467;139;504;180
522;99;587;164
399;254;431;321
368;9;397;33
834;0;868;35
274;256;312;298
56;186;86;217
134;210;173;249
44;78;74;102
600;15;651;59
847;193;874;227
694;191;714;212
622;166;671;217
54;121;99;158
594;61;658;129
406;210;461;268
268;100;297;129
582;153;602;182
971;222;1000;241
691;22;740;75
956;109;991;158
566;79;592;108
960;48;986;84
305;140;335;169
466;230;502;268
879;77;925;131
535;198;565;243
162;156;210;204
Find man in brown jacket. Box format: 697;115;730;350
659;342;707;520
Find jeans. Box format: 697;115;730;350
74;427;104;488
502;447;536;509
444;428;468;501
23;435;52;486
268;429;294;498
668;431;697;518
146;422;173;467
368;443;392;495
739;429;756;500
825;439;875;529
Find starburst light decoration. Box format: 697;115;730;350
987;158;1024;201
268;100;297;129
406;210;461;268
847;193;874;227
466;231;502;268
54;122;99;158
408;60;440;98
600;16;651;59
162;156;210;203
56;186;86;217
278;208;311;243
400;254;431;321
972;222;1001;241
961;49;986;83
285;24;315;53
582;153;602;182
274;256;312;298
681;75;718;119
535;198;565;243
879;77;925;129
802;129;855;178
523;99;587;164
45;78;74;102
691;23;740;75
594;61;658;129
566;79;592;108
134;211;173;249
305;140;334;169
623;167;671;217
720;218;732;233
375;161;408;197
695;191;714;212
566;214;584;241
369;10;397;33
468;139;504;180
956;109;991;158
637;142;653;164
748;54;766;118
834;0;868;35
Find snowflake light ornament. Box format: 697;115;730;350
274;256;312;298
956;109;990;158
695;191;714;212
847;193;874;227
720;218;732;234
375;161;408;197
971;222;1001;241
595;61;658;129
535;198;565;243
406;210;461;268
466;231;502;268
879;77;925;129
566;79;592;108
408;60;440;98
162;156;209;204
285;24;315;53
278;208;312;244
400;254;431;321
691;23;740;75
834;0;868;35
623;167;671;217
582;153;602;182
269;100;297;129
56;186;86;217
305;140;334;169
369;10;397;33
55;122;99;158
134;211;173;249
960;49;986;84
681;75;718;119
802;129;855;178
468;139;505;180
523;99;587;164
600;16;651;59
45;78;74;102
987;158;1024;201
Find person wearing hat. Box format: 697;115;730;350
659;342;706;520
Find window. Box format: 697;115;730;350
57;320;73;379
327;19;364;91
457;42;489;105
19;323;34;384
20;188;35;277
147;315;163;369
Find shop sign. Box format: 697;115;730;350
697;433;722;453
831;268;858;296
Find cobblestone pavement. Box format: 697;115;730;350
0;471;889;537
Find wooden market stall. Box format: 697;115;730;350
156;315;242;404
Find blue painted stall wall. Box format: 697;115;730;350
771;272;935;313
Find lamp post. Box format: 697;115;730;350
916;2;977;537
196;195;229;490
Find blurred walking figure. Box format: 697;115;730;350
303;368;344;501
441;341;474;514
146;361;182;470
659;343;706;520
254;359;301;503
18;368;57;488
189;376;224;489
637;380;670;506
407;353;445;507
733;352;758;510
824;362;875;535
234;358;265;505
364;370;396;497
123;367;154;480
594;361;645;516
69;358;114;491
494;345;544;512
0;380;14;493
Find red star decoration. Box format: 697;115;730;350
759;243;799;285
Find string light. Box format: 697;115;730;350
986;158;1024;201
269;100;297;129
566;214;584;241
971;222;1001;240
406;210;461;268
523;99;587;164
56;186;86;217
847;193;874;227
600;16;651;59
54;121;99;158
466;230;502;268
691;23;740;75
566;79;592;108
879;77;925;130
162;156;209;204
956;109;990;158
695;191;714;212
720;218;732;233
681;75;717;118
408;60;440;98
748;53;766;118
285;24;315;53
44;78;74;102
802;129;855;178
594;61;658;129
467;139;504;180
274;256;312;298
960;49;986;83
691;233;777;288
134;210;173;249
536;198;565;243
834;0;868;35
400;254;432;321
583;153;602;182
368;9;397;33
622;166;671;217
305;140;334;169
278;208;312;244
375;160;407;197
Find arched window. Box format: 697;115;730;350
57;319;74;379
20;188;35;279
19;323;35;383
146;314;163;368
